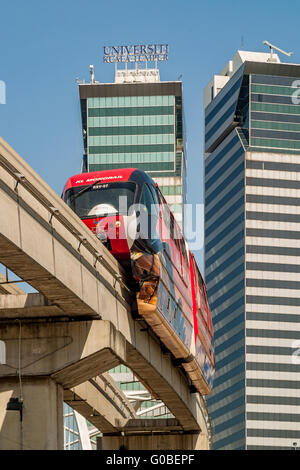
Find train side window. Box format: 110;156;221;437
195;266;209;323
180;237;188;266
198;271;205;298
161;202;170;229
150;185;160;211
155;186;167;217
171;216;181;252
154;186;161;203
170;214;175;240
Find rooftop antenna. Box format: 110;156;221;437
90;64;95;84
263;40;293;62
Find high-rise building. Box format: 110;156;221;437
204;49;300;450
78;65;186;227
75;61;180;432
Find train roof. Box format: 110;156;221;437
62;168;148;192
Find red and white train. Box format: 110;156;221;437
62;168;215;394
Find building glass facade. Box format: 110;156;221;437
64;404;84;450
87;95;175;170
204;51;300;450
109;365;172;419
250;75;300;152
64;403;98;450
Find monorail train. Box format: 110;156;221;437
62;168;215;395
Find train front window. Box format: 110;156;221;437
65;182;136;218
140;184;159;216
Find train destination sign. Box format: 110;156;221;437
103;44;168;63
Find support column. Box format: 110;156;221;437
0;377;63;450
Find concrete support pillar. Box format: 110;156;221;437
0;377;63;450
98;432;209;450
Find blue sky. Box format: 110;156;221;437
1;0;300;269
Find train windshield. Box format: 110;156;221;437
65;182;136;219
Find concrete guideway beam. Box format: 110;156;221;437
0;138;131;318
0;294;209;435
64;373;137;434
0;318;206;434
0;293;64;318
0;138;210;446
99;418;210;449
118;417;182;432
99;432;209;450
0;320;125;388
0;273;24;295
0;320;126;449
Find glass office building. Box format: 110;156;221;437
71;67;178;442
204;50;300;449
79;68;186;227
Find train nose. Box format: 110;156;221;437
95;214;136;261
95;217;121;241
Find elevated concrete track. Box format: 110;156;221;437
0;138;211;450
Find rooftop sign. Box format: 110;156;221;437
103;44;168;63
